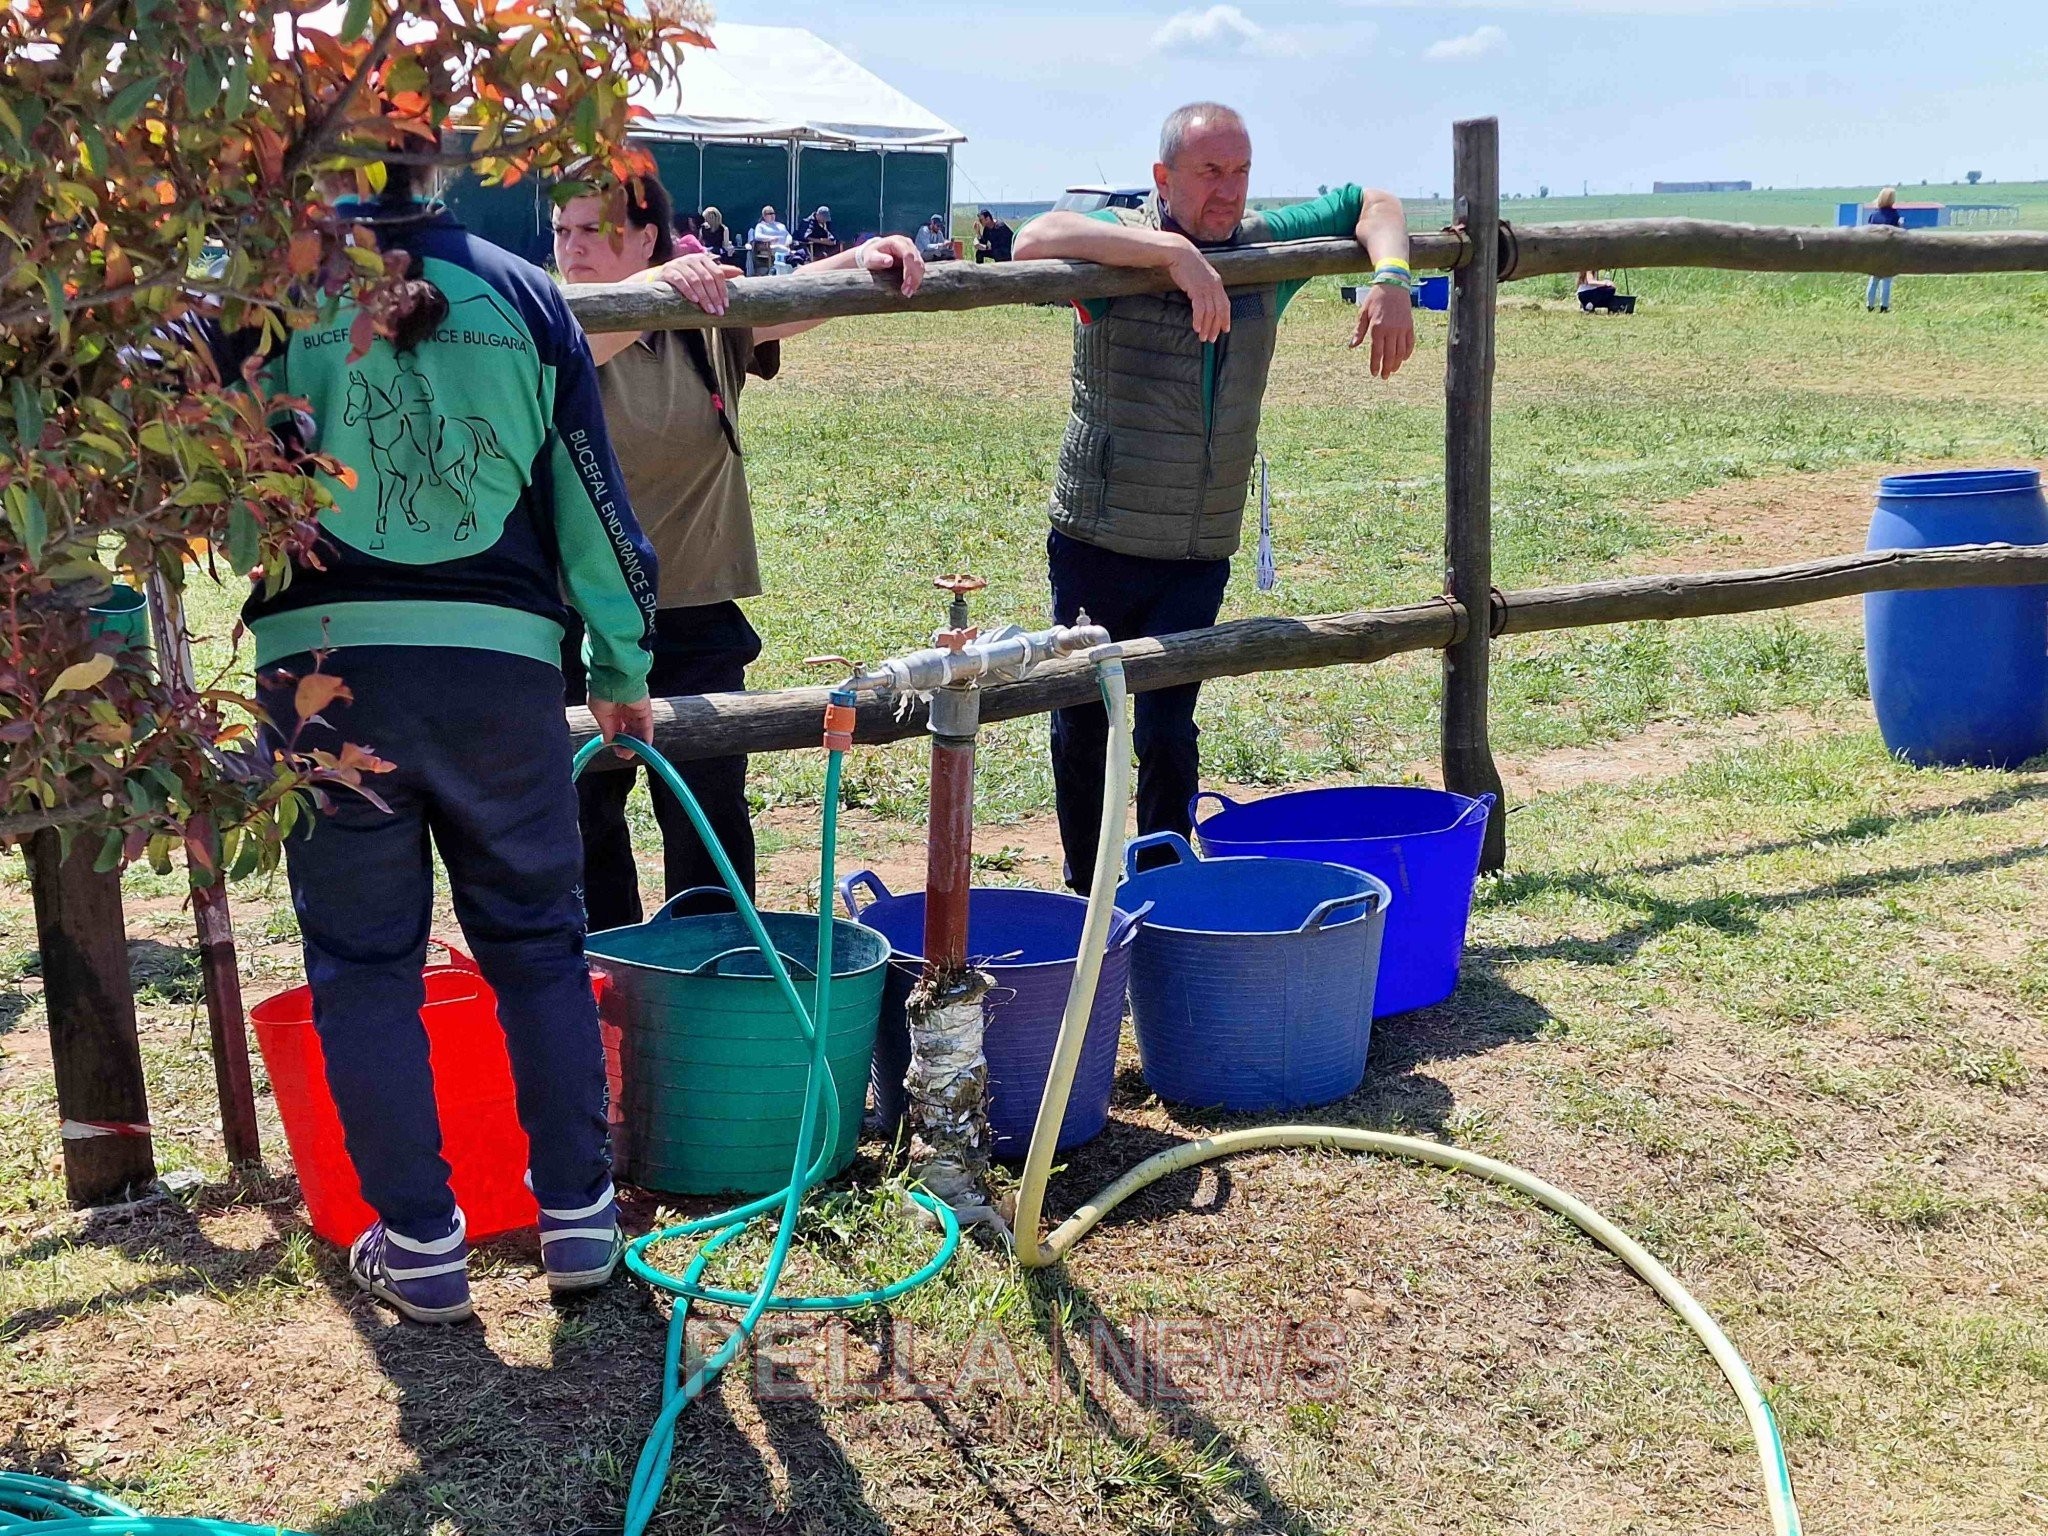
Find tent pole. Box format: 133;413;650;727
696;136;704;217
879;148;888;237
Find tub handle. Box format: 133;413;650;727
838;869;893;917
1446;792;1499;832
1107;899;1155;949
686;944;819;981
1124;830;1197;877
1187;790;1239;827
1300;888;1381;932
652;886;739;922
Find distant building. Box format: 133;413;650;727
1653;180;1753;194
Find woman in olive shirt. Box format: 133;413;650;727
553;173;923;926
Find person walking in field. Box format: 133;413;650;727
231;160;658;1324
1012;102;1415;890
1865;186;1903;312
552;171;924;925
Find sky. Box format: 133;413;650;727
711;0;2048;202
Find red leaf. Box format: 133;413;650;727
287;230;323;277
345;310;376;364
337;741;396;775
294;673;353;721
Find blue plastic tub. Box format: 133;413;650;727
1865;468;2048;767
1192;787;1490;1017
844;873;1144;1157
1118;834;1390;1113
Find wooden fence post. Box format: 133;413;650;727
25;829;157;1206
1443;116;1510;873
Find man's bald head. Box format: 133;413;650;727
1160;102;1247;166
1154;102;1252;243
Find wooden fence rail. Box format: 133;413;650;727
568;540;2048;765
560;222;2048;337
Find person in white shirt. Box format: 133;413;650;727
747;205;791;274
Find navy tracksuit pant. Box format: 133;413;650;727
562;602;763;933
1048;529;1231;891
259;647;610;1243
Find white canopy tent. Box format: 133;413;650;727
632;24;966;148
441;24;965;264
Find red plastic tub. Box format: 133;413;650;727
250;944;540;1247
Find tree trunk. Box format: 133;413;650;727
25;829;156;1206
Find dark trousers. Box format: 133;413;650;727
259;647;610;1242
1048;529;1231;891
564;602;762;933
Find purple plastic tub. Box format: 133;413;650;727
842;873;1144;1156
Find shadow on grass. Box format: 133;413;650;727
1015;1277;1337;1536
1559;777;2048;883
1024;964;1551;1235
1478;836;2048;971
316;1247;896;1536
0;1176;307;1343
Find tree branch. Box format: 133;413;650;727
283;7;408;180
0;797;106;845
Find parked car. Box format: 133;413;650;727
1051;185;1150;216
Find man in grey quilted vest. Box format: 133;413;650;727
1014;102;1416;889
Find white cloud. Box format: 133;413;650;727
1150;4;1304;59
1425;23;1507;59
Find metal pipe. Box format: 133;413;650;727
922;728;976;970
848;622;1110;696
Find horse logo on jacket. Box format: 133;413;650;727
343;354;506;551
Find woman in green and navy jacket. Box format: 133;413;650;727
239;166;657;1324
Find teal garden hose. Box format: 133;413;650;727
570;716;960;1536
0;1471;301;1534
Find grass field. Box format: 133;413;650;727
966;178;2048;237
5;263;2048;1535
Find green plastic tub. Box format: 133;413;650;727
588;897;889;1197
87;582;150;651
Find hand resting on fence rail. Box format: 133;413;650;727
565;541;2048;765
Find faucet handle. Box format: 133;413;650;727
934;573;987;598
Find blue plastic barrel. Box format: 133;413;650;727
1119;834;1391;1113
1192;787;1490;1017
844;873;1143;1157
1865;468;2048;767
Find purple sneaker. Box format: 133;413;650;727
348;1210;474;1324
536;1181;624;1295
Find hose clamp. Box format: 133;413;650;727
1435;593;1471;648
1437;224;1474;272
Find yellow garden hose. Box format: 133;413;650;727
1013;653;1803;1536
